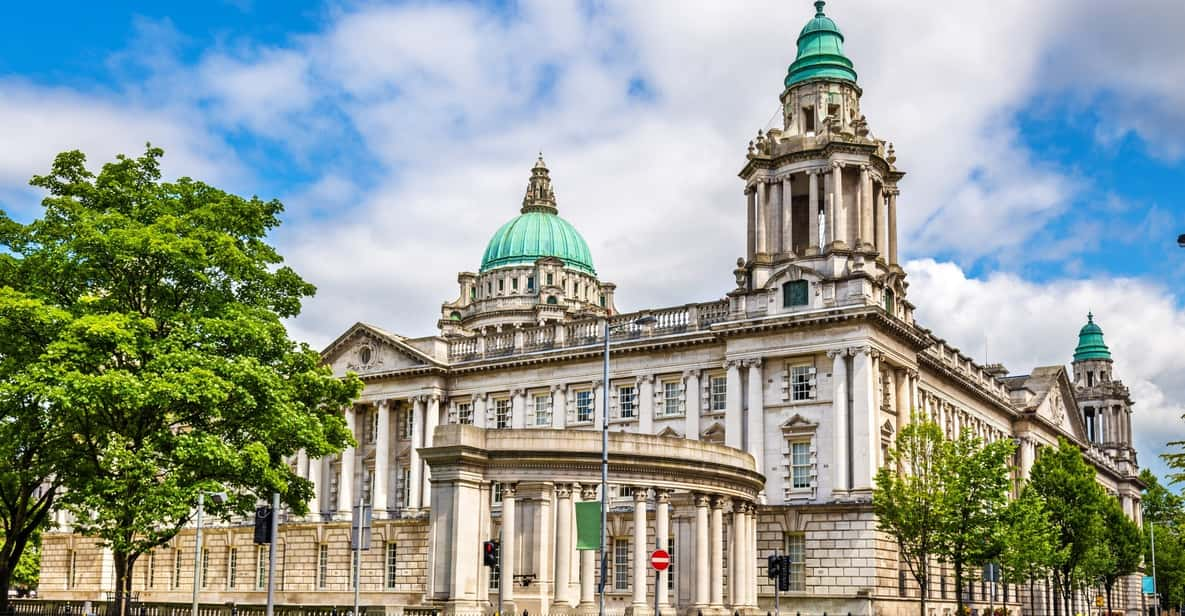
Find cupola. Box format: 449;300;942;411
785;1;858;88
1073;312;1112;362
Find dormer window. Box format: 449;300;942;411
802;106;815;134
546;273;554;286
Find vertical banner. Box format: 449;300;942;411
575;501;601;550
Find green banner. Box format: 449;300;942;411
575;501;601;550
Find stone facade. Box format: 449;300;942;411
40;3;1145;616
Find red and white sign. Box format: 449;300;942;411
650;550;670;571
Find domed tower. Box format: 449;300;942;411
1072;313;1137;469
440;155;617;335
730;1;911;324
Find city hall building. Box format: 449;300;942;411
41;3;1145;616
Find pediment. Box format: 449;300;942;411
656;427;682;439
781;413;818;435
1032;367;1087;441
320;322;439;377
761;263;825;291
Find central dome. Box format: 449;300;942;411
478;156;596;275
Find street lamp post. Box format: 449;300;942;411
599;314;656;616
192;491;227;616
1177;233;1184;248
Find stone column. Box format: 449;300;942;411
832;162;845;248
730;500;745;608
639;375;655;434
474;394;487;429
770;179;783;255
746;188;756;262
894;368;910;424
409;397;424;509
593;381;605;429
828;349;849;494
684;370;701;441
781;175;794;256
338;406;356;514
851;347;878;492
725;361;743;449
511;389;526;429
551;385;567;429
887;189;899;265
631;487;649;612
857;164;869;249
709;496;725;609
746;504;757;607
308;453;322;517
823;172;835;249
579;486;598;609
755;182;767;255
554;484;574;608
656;490;672;613
807;170;820;254
693;494;710;609
502;484;518;606
745;359;765;477
374;400;390;514
422;394;440;508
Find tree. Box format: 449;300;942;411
0;147;362;616
998;487;1061;616
874;417;947;616
1028;438;1108;616
1095;498;1142;615
1141;470;1185;610
935;432;1015;616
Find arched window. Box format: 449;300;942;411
449;311;462;321
546;296;558;305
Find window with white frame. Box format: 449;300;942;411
785;533;806;591
489;546;501;589
400;467;411;508
256;545;268;589
667;537;675;591
492;482;503;504
317;544;328;589
617;385;636;419
790;441;812;489
227;547;237;589
533;393;552;426
494;398;511;429
200;548;209;588
367;408;378;443
661;380;682;416
402;410;414;439
614;539;630;591
173;550;182;589
68;550;77;589
385;542;397;589
709;376;727;412
148;552;156;588
789;365;816;401
575;390;593;423
457;402;473;425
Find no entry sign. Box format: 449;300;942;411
650;549;670;571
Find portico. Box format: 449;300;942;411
420;425;765;616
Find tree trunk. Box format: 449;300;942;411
1106;580;1113;616
956;560;965;616
1031;576;1037;616
920;561;929;616
112;551;139;616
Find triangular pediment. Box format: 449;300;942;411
1030;366;1087;441
656;427;682;439
320;322;441;377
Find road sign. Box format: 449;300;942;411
650;550;670;571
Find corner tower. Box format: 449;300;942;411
730;1;910;324
440;156;617;336
1072;313;1137;470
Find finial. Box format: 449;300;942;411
1087;311;1094;323
522;154;557;214
814;0;826;17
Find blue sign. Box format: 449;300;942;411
1143;576;1156;594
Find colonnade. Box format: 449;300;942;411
1082;403;1131;446
745;163;898;263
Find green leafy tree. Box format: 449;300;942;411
0;147;362;616
874;417;947;616
998;487;1062;616
1094;498;1142;615
935;432;1015;616
1142;469;1185;610
1028;438;1108;616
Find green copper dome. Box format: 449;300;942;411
1073;312;1112;362
785;1;858;88
479;156;596;275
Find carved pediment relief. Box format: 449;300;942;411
322;323;433;377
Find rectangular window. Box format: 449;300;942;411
785;534;806;591
256;545;268;590
576;390;593;423
662;381;682;416
227;548;237;589
489;548;501;590
802;106;815;133
790;365;815;401
318;544;328;589
617;385;636;419
546;273;554;286
200;548;209;588
783;280;809;307
791;441;812;489
527;276;535;291
148;552;156;588
403;410;414;439
512;278;519;290
495;398;511;429
401;467;411;507
614;539;630;591
457;402;473;425
67;550;77;589
385;542;398;589
710;376;727;411
498;279;504;292
533;394;552;426
667;537;675;592
173;550;183;590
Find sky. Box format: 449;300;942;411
1;0;1183;483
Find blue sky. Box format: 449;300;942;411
1;0;1183;481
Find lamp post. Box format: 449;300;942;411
600;314;657;616
192;491;227;616
1177;233;1184;248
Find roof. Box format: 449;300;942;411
785;1;858;88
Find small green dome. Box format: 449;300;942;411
785;1;858;88
1073;312;1112;362
479;156;596;275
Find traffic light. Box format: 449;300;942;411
483;540;500;567
776;556;791;592
253;506;273;544
767;555;781;580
